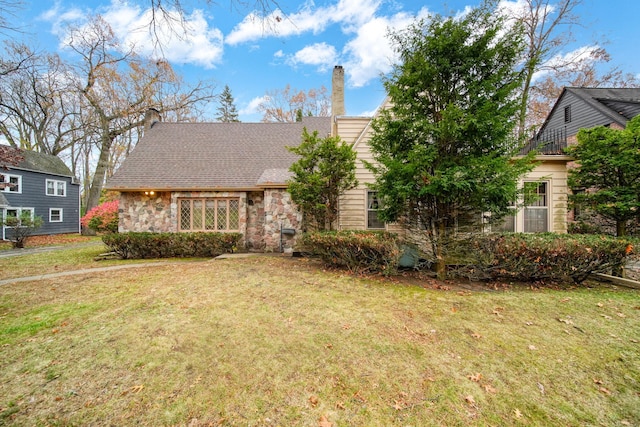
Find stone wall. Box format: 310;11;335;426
263;189;302;253
119;189;302;252
245;191;265;250
119;191;173;232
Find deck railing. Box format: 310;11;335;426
519;128;568;155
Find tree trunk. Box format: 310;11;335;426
85;133;113;211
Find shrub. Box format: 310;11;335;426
2;213;43;248
82;201;119;233
455;233;634;284
102;232;242;259
299;230;401;275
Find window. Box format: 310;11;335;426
179;198;240;231
1;174;21;193
3;208;34;226
494;210;516;232
49;208;63;222
367;191;385;229
46;179;66;196
523;182;548;233
564;105;572;123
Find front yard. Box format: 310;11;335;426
0;245;638;426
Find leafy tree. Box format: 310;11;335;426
287;128;357;231
215;85;240;122
367;4;535;279
258;85;330;123
567;116;640;237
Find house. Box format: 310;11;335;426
107;66;572;250
106;109;331;252
527;87;640;152
1;146;81;240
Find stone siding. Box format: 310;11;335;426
263;189;302;253
118;189;302;252
245;191;265;250
119;192;172;232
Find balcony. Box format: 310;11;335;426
519;128;568;155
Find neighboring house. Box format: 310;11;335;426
526;87;640;152
107;66;573;251
1;147;81;241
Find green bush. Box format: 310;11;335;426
102;232;242;259
299;230;401;275
456;233;634;284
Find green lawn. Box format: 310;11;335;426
0;247;638;426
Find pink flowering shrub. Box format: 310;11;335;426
81;200;119;233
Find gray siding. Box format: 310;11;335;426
2;168;80;236
542;91;615;139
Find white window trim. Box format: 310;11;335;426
46;179;67;197
366;190;386;230
49;208;63;222
1;174;22;193
3;207;34;224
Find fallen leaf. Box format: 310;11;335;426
464;395;475;405
483;384;497;394
560;298;571;303
525;321;534;326
131;385;144;393
341;324;351;330
599;387;611;395
325;343;333;350
537;382;545;395
593;378;603;385
308;395;319;407
335;401;345;410
318;415;332;427
617;312;626;318
467;373;482;382
601;314;612;320
596;302;604;307
528;344;537;351
392;400;405;411
471;332;482;339
514;408;523;418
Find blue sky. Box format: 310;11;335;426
5;0;640;122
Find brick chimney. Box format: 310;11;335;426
144;108;161;132
331;65;345;117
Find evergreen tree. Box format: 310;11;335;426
288;128;358;231
216;85;240;122
367;3;535;278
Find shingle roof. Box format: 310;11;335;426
106;117;332;191
566;87;640;126
0;145;74;177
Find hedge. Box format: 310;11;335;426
299;230;401;275
102;232;242;259
456;233;634;283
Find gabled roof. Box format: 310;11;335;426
0;145;74;178
538;87;640;135
106;117;332;191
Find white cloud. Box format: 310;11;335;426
240;95;267;116
532;45;602;82
226;0;382;45
287;42;338;71
40;0;224;69
344;8;430;87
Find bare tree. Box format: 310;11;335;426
258;84;330;123
0;0;24;35
507;0;585;138
527;52;640;131
65;15;216;210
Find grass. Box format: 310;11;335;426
0;244;638;426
